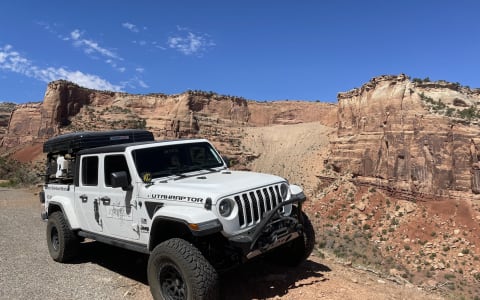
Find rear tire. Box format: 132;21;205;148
148;238;219;300
46;211;79;262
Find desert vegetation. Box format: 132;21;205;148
0;156;40;187
419;92;480;123
310;178;480;299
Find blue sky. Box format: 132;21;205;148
1;1;479;103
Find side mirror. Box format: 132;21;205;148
222;156;230;168
110;171;132;190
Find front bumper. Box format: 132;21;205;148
228;192;307;260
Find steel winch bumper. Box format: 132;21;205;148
228;192;307;260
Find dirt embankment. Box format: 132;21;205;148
241;122;335;197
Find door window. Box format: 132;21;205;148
104;155;131;187
81;156;98;186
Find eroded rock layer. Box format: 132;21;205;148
329;74;480;196
0;80;336;164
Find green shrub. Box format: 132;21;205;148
0;157;40;187
458;105;478;120
444;273;456;280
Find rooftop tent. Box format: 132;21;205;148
43;130;154;154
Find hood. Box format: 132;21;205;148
138;170;285;204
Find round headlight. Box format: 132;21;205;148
218;198;233;217
280;183;289;200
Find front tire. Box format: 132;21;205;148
46;211;79;262
267;211;316;266
148;238;219;300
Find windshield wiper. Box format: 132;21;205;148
172;165;224;180
198;164;225;172
149;165;224;182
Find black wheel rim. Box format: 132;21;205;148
51;227;59;251
159;263;186;300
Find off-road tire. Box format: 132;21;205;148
148;238;219;300
267;211;316;266
46;211;79;262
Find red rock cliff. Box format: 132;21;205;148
0;81;336;163
329;74;480;196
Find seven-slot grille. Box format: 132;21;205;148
233;184;285;227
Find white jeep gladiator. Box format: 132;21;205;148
40;129;315;300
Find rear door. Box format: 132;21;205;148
75;155;103;232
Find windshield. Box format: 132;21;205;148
131;142;224;181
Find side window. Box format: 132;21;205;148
104;155;131;187
81;156;98;186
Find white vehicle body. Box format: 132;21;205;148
41;130;314;299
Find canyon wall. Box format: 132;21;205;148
328;74;480;196
0;80;336;163
4;75;480;198
0;102;15;139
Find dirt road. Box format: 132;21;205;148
0;188;444;300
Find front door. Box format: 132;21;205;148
99;154;139;240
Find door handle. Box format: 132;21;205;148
80;194;88;203
100;196;111;205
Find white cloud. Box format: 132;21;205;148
40;24;125;71
167;28;215;56
121;76;149;89
105;59;126;72
0;44;123;91
122;22;139;33
70;29;82;40
69;29;122;61
137;79;148;88
53;68;123;91
136;67;144;73
132;40;148;47
151;41;166;50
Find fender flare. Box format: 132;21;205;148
148;207;222;250
47;196;80;229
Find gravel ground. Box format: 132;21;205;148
0;188;149;300
0;188;444;300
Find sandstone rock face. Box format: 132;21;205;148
4;76;480;199
0;81;336;166
0;102;15;143
329;74;480;196
248;101;337;126
1;103;45;148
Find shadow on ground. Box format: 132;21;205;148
72;240;331;299
220;258;330;299
72;241;150;284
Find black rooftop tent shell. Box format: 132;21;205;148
43;130;154;154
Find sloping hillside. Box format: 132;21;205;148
241;122;334;196
237;120;480;298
